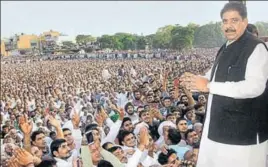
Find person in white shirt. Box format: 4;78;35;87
50;138;76;167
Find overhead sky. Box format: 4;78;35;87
1;1;267;38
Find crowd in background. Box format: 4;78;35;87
0;48;217;167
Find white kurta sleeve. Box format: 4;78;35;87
209;44;268;99
101;120;122;145
125;149;143;167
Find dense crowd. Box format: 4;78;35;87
0;48;217;167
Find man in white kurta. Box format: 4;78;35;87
181;2;268;167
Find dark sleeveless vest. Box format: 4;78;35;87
208;31;268;145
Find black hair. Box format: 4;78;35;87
31;130;45;142
166;113;174;119
107;146;122;154
49;131;56;137
97;160;114;167
124;102;134;112
35;157;57;167
102;142;113;150
158;148;177;165
139;110;148;118
121;117;132;127
62;128;71;133
247;23;259;36
185;129;195;140
117;130;134;146
50;139;66;157
2;125;8;129
85;123;98;133
180;95;188;101
176;117;187;126
220;2;247;19
168;128;181;145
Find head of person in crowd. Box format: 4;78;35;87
158;148;180;167
167;128;181;145
97;160;114;167
185;129;200;148
193;122;203;138
176;118;188;134
162;96;172;108
197;94;206;105
118;130;136;148
49;131;57;141
170;106;182;119
139;110;151;124
102;142;114;150
107;146;128;163
124;102;135;115
166;113;176;124
62;128;75;147
50;139;71;159
180;95;189;106
121;117;134;132
220;1;248;41
31;146;43;159
31;130;47;151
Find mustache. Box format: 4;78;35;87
225;28;236;33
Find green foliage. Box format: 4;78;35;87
171;25;195;51
76;21;267;51
255;21;268;37
193;22;225;48
75;35;96;45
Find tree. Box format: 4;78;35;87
153;25;176;49
170;25;195;51
97;35;117;49
255;21;268;36
193;22;225;48
62;41;75;47
75;35;96;45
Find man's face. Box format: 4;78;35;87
140;111;150;123
146;95;154;103
195;126;203;138
123;120;134;132
167;115;176;124
112;148;128;163
177;120;188;133
181;96;188;104
63;130;74;145
51;133;57;141
126;106;134;115
187;131;199;146
167;153;180;167
164;99;171;107
31;146;43;158
222;10;248;41
33;133;46;149
9;129;17;139
134;92;141;100
54;142;71;159
3;127;9;134
173;111;181;119
5;143;15;156
122;133;136;147
198;95;206;105
178;104;186;110
169;91;176;99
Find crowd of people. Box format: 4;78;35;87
0;48;216;167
